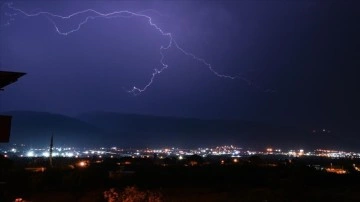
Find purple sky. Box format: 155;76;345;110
0;1;359;126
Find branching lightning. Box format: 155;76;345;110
3;2;240;95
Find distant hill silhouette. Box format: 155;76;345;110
3;111;104;147
77;112;360;150
2;111;358;150
77;112;303;149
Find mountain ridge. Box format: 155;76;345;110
2;110;357;151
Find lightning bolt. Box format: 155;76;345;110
3;2;240;95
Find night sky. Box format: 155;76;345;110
0;1;359;127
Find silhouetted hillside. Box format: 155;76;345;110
3;111;104;147
3;111;357;150
77;112;304;148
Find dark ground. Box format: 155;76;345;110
1;155;360;202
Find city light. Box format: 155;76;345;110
42;152;49;157
325;168;347;174
1;145;360;161
26;151;34;157
77;161;89;168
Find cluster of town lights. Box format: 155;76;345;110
2;145;360;160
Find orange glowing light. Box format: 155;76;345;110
77;161;88;167
325;168;347;174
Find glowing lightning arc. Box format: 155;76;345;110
4;2;237;95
